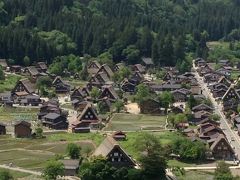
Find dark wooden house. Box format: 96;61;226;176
142;57;153;68
18;94;41;106
98;86;119;102
0;123;6;135
14;121;32;138
26;66;40;79
10;65;21;73
139;99;164;115
93;136;135;167
76;103;100;129
97;64;114;79
113;63;124;72
12;79;36;97
209;134;235;160
38;100;60;119
70;88;86;101
192;104;214;113
36;62;48;72
0;92;13;107
112;131;127;141
192;111;212;124
121;79;136;93
222;86;240;111
88;72;111;89
131;71;144;83
87;61;101;75
218;76;231;87
60;159;80;176
52;76;71;94
132;64;145;74
42;112;68;129
198;123;223;140
172;89;190;102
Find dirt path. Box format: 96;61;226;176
125;103;140;114
0;148;55;155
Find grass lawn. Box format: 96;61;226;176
0;107;38;123
118;131;180;159
0;168;42;179
177;170;214;180
47;132;104;146
231;71;240;80
168;160;199;167
0;132;102;171
105;113;167;131
0;74;21;93
61;103;74;110
0;149;52;171
64;78;87;88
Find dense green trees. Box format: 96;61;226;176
42;160;64;180
49;54;82;75
214;161;234;180
159;91;174;112
134;133;167;179
79;157;142;180
172;138;207;161
1;0;240;65
66;143;81;159
0;170;13;180
135;84;151;104
0;66;5;80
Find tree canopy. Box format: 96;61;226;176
1;0;240;65
42;160;64;180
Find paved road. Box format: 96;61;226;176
193;62;240;159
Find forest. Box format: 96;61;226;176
1;0;240;66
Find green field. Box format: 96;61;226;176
207;41;240;63
64;78;87;88
0;107;38;122
231;71;240;80
0;74;22;93
0;133;101;171
0;168;42;180
105;113;167;131
177;170;214;180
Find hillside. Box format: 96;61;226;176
1;0;240;65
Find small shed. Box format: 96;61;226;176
142;57;154;68
112;131;127;141
60;159;80;176
14;121;32;138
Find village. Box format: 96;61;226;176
1;56;240;179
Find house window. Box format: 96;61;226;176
114;152;118;156
218;146;222;150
